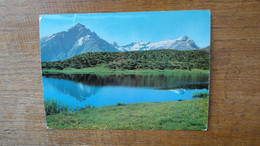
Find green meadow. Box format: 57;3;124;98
45;97;208;130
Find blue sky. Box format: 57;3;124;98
40;10;210;48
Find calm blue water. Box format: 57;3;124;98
42;73;209;110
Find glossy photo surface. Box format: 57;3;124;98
40;10;211;130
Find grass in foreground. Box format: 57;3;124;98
44;99;70;115
46;98;208;130
42;66;209;75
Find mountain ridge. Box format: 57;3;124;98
41;23;202;61
115;36;199;51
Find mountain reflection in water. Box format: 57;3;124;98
43;73;209;90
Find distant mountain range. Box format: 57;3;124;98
116;36;199;52
41;23;202;61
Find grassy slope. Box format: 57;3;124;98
42;65;209;75
46;98;208;130
200;46;210;53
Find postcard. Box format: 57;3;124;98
40;10;211;130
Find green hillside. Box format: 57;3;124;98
42;49;209;71
200;46;210;53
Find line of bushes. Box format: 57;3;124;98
42;49;209;71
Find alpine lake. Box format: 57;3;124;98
42;72;209;111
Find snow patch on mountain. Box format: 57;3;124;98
76;37;84;46
42;34;56;42
118;41;150;51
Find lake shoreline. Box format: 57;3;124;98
42;67;209;75
46;97;208;130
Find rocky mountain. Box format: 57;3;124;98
40;23;118;61
41;23;201;62
115;36;200;51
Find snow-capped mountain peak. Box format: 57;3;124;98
118;36;199;51
40;23;117;61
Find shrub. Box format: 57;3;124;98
116;102;123;106
192;92;209;98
